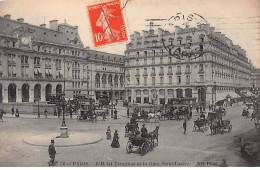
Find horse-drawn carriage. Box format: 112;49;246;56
207;111;232;135
164;105;190;120
193;119;207;132
126;126;159;156
125;120;139;137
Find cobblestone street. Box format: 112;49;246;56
0;103;256;167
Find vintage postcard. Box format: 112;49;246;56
0;0;259;167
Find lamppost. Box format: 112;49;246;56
110;83;113;118
37;98;40;118
59;57;68;138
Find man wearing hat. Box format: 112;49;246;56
48;139;56;166
141;124;148;138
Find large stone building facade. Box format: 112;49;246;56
0;14;124;103
124;24;256;106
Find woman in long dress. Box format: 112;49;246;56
111;130;120;148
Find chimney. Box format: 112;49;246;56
40;24;46;28
4;14;11;19
17;18;24;23
49;19;58;30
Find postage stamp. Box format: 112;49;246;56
87;0;128;47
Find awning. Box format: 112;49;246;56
228;92;240;99
247;91;255;96
216;92;226;102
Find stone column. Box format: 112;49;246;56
41;85;46;102
3;85;8;103
141;90;144;104
17;87;22;103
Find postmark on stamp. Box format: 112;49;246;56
87;0;128;47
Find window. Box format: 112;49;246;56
160;77;164;85
137;52;139;57
186;65;190;73
144;51;147;57
136;78;140;85
144;68;147;75
152;67;155;75
199;75;204;82
152;58;155;64
136;68;140;75
177;66;181;73
168;57;172;63
152;77;155;85
199;64;204;72
34;57;40;65
160;57;163;64
160;49;163;55
168;66;172;74
169;76;172;84
136;59;139;66
144;59;147;65
152;50;155;56
127;78;130;84
160;67;164;74
186;75;190;84
144;77;147;85
177;76;181;84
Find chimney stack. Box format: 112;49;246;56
17;18;24;23
40;24;46;28
49;20;58;30
4;14;11;19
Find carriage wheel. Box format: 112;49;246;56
149;141;154;151
228;125;232;133
126;141;133;153
141;141;149;156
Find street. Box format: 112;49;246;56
0;103;255;167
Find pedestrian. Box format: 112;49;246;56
209;104;211;111
106;126;111;139
183;120;187;135
219;159;228;167
111;130;120;148
11;107;14;115
246;109;250;119
239;137;245;154
196;106;199;113
102;111;106;121
127;107;130;118
48;139;56;166
58;107;61;118
111;108;114;118
15;108;19;117
199;106;202;113
44;109;48;118
0;109;6;122
203;106;205;112
114;109;118;120
54;107;57;116
69;108;73;119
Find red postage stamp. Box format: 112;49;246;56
87;0;128;47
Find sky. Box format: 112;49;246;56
0;0;259;68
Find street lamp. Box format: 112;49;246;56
37;98;40;118
110;83;113;118
59;57;68;138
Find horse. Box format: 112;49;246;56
148;126;160;147
209;121;217;135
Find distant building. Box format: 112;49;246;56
0;14;124;103
124;24;256;106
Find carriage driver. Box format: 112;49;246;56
141;124;148;138
200;112;206;121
